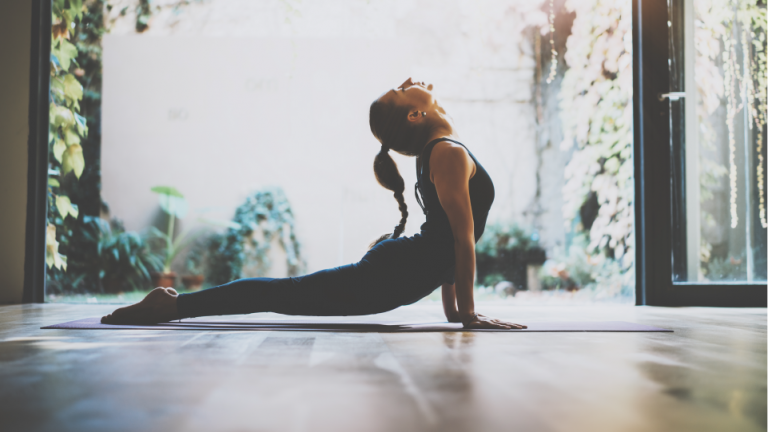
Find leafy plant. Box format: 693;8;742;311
87;217;164;292
706;255;747;281
47;0;89;271
206;187;305;285
558;0;634;272
149;186;192;273
184;235;209;275
539;235;596;291
475;223;546;289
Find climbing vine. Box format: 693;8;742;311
47;0;90;271
558;0;634;273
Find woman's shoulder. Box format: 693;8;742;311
429;139;471;161
429;139;475;180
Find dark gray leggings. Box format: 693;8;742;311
176;234;454;318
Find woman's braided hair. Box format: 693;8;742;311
368;97;430;248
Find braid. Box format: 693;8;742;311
392;190;408;238
368;95;431;249
371;146;408;248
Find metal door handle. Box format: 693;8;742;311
657;92;686;101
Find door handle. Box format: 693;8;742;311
657;92;686;101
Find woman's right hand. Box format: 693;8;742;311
462;313;527;330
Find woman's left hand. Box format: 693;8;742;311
462;313;527;330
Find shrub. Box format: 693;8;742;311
475;223;546;289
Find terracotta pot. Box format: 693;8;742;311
151;271;177;288
181;274;205;292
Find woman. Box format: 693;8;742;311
102;78;525;330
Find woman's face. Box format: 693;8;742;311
379;77;437;113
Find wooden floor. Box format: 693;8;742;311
0;303;764;432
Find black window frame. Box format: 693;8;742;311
633;0;767;306
23;0;51;304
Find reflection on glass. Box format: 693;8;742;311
672;0;767;282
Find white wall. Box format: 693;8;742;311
101;0;554;274
0;0;31;303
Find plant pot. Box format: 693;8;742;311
151;271;177;288
181;274;205;291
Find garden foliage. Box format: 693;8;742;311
206;188;305;286
48;0;90;271
475;224;546;289
559;0;634;269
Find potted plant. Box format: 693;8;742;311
149;186;191;288
79;216;163;293
181;237;207;291
475;223;546;290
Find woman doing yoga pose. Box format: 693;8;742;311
102;78;526;330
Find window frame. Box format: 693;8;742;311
632;0;767;306
23;0;766;306
23;0;51;303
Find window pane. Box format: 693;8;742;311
671;0;767;283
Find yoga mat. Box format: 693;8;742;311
43;317;672;332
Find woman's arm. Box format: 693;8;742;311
441;283;461;322
431;142;526;330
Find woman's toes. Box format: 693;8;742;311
165;287;178;296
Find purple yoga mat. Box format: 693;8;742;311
42;317;672;332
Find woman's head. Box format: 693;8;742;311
370;78;435;156
368;78;439;246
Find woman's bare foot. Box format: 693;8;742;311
101;287;180;325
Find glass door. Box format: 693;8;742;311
667;0;767;284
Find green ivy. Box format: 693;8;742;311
47;0;89;271
558;0;633;271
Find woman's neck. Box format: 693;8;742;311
425;112;456;143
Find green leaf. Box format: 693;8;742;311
48;178;60;187
69;0;84;21
50;76;66;102
74;113;88;136
63;128;80;145
56;39;78;71
53;138;66;162
136;260;150;280
45;223;67;271
62;74;83;105
151;186;184;198
152;186;188;218
62;144;85;178
51;104;75;128
160;195;188;219
56;195;71;219
55;195;78;219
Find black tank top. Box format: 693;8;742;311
415;138;495;244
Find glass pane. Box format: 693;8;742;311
670;0;767;283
